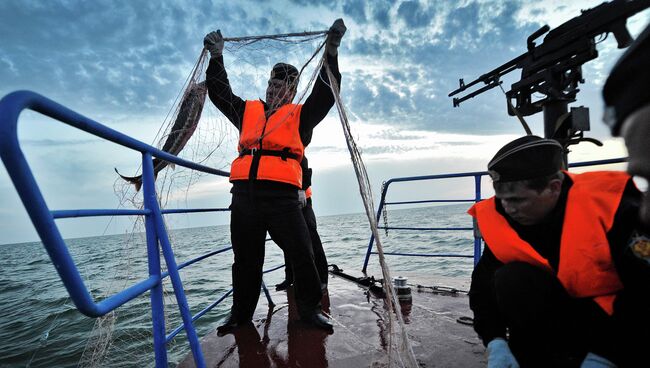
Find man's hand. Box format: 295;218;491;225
204;30;224;59
486;338;519;368
326;19;346;57
298;190;307;208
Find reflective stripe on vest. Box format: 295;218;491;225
468;171;630;315
230;100;304;188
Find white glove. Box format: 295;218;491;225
487;338;519;368
326;18;346;56
581;352;617;368
298;190;307;208
203;30;224;58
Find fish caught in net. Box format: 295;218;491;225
115;80;208;192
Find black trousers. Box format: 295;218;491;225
282;198;328;284
229;193;322;320
494;262;617;368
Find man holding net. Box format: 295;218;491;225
203;19;345;332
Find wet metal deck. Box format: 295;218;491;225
179;272;486;367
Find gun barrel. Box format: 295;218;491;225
448;53;526;98
452;80;503;107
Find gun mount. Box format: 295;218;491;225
449;0;650;161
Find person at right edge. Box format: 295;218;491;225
468;135;650;367
276;156;329;292
203;19;346;332
601;22;650;368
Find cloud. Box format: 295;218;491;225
21;139;101;147
396;1;434;28
2;0;626;138
370;0;392;28
0;0;639;244
288;0;334;6
0;0;218;120
342;0;367;23
0;53;17;75
307;145;341;153
368;129;423;140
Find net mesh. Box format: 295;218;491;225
325;60;419;368
68;30;418;367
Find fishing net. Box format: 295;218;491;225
69;29;418;368
113;48;232;203
74;49;223;367
66;31;326;367
325;58;419;368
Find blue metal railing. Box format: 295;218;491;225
362;158;628;274
0;90;281;367
1;90;631;366
362;171;485;273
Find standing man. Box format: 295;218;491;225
276;156;329;292
468;135;648;367
203;19;345;332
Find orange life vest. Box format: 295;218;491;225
306;186;312;198
230;100;304;188
468;171;630;315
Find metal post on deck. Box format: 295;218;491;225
473;175;483;266
142;152;206;368
362;181;389;273
142;153;168;367
261;281;275;308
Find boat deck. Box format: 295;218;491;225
179;269;485;367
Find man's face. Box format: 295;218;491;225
622;104;650;229
266;78;295;110
495;180;562;226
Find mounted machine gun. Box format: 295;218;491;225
448;0;650;162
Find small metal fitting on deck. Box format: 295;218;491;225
393;276;412;303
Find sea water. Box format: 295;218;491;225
0;204;476;367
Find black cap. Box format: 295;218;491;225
488;136;564;182
270;63;299;85
603;24;650;136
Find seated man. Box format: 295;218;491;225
468;135;648;367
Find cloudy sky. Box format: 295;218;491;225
1;0;648;244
